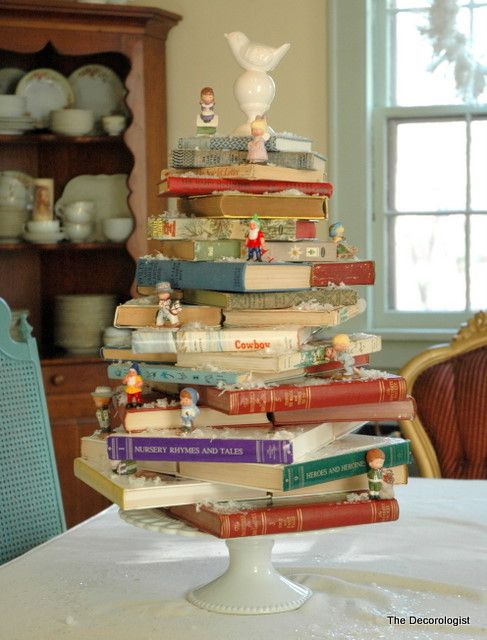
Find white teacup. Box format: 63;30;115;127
26;219;60;233
102;217;133;242
101;114;127;136
64;222;92;243
57;200;96;224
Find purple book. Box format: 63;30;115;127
107;434;295;464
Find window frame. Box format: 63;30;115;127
328;0;487;337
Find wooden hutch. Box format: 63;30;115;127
0;0;180;527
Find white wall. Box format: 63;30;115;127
131;0;328;153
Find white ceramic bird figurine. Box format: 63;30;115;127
225;32;290;72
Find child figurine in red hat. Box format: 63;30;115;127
123;363;143;408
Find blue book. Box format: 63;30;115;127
107;362;303;386
136;258;311;293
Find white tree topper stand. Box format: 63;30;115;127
119;508;312;615
224;32;291;137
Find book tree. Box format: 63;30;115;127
75;31;412;615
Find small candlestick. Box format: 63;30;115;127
196;87;218;136
179;387;200;432
91;386;113;433
366;448;385;500
123;363;144;408
245;215;266;262
247;116;268;164
32;178;54;221
155;281;183;327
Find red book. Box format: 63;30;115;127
195;374;408;415
158;174;334;197
167;497;399;538
310;260;375;286
271;396;416;425
305;354;369;375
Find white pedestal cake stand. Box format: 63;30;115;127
119;508;312;615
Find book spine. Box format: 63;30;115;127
190;288;359;311
107;435;295;464
107;362;247;386
283;442;411;490
311;261;376;286
136;259;245;292
158;240;243;261
264;241;337;262
159;175;333;197
176;328;304;353
176;135;312;152
171;149;323;170
148;217;317;242
199;376;408;415
170;498;399;538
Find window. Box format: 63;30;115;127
328;0;487;332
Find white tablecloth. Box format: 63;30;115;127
1;478;486;640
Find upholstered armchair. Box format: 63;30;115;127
399;311;487;479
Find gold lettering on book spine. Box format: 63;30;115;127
261;512;267;535
221;514;231;538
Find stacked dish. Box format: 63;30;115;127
54;294;117;354
0;95;35;135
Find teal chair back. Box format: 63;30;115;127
0;298;65;564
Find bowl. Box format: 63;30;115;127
64;221;92;242
102;216;133;242
101;114;126;136
50;108;94;136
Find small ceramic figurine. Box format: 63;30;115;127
247;116;268;164
331;333;357;378
91;386;113;433
123;363;144;408
156;281;182;327
328;222;358;259
366;448;385;500
179;387;200;431
379;468;395;499
196;87;218;135
245;214;266;262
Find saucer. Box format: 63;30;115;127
23;230;66;244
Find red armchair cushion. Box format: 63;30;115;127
412;347;487;479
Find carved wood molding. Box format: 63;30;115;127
452;311;487;344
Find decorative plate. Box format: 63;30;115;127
54;174;130;241
68;64;128;124
0;68;26;95
15;68;74;128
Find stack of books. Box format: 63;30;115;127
75;130;413;538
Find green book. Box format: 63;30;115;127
157;239;242;261
177;434;411;491
182;287;359;310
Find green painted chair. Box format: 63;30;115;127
0;298;65;564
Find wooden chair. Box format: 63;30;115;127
399;311;487;479
0;298;65;564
